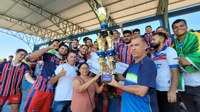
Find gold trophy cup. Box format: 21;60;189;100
98;57;107;72
108;56;116;74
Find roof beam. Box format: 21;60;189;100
0;14;63;39
12;0;88;36
0;28;49;51
65;0;124;20
45;0;124;30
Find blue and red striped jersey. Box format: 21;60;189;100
0;61;30;96
32;53;61;92
114;37;124;53
165;37;173;47
117;43;133;64
76;52;87;66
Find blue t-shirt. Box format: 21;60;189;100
121;56;158;112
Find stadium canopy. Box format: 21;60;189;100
0;0;200;41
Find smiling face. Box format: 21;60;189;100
58;45;68;56
172;21;187;38
71;40;79;49
80;45;88;55
15;51;27;62
79;63;89;76
86;39;93;47
67;52;77;66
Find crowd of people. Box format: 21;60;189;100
0;18;200;112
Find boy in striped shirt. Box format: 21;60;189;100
0;49;35;112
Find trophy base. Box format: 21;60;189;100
101;73;112;83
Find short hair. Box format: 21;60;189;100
94;41;97;44
80;44;88;48
49;39;60;45
132;36;148;45
145;25;152;29
67;51;77;57
86;38;92;42
156;26;166;31
123;30;132;35
172;19;187;29
113;29;119;33
153;32;167;40
16;49;28;54
52;39;60;44
9;55;14;58
72;38;79;42
132;28;140;33
83;37;90;43
59;42;69;50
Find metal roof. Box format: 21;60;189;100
0;0;200;40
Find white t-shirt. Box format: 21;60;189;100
152;46;179;91
183;71;200;86
54;63;77;101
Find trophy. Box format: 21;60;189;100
106;31;114;50
98;57;106;71
108;56;116;74
95;2;115;83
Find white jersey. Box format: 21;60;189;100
152;46;179;91
54;62;77;101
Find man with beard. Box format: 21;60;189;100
76;45;89;66
151;32;180;112
156;26;173;47
23;41;68;112
116;30;133;64
108;37;158;112
70;39;79;54
84;38;93;55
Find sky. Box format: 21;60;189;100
0;11;200;60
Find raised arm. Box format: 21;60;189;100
73;72;103;93
30;42;60;59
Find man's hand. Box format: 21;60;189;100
175;58;191;66
117;74;125;81
167;91;177;103
58;67;66;77
108;75;119;87
50;42;62;50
